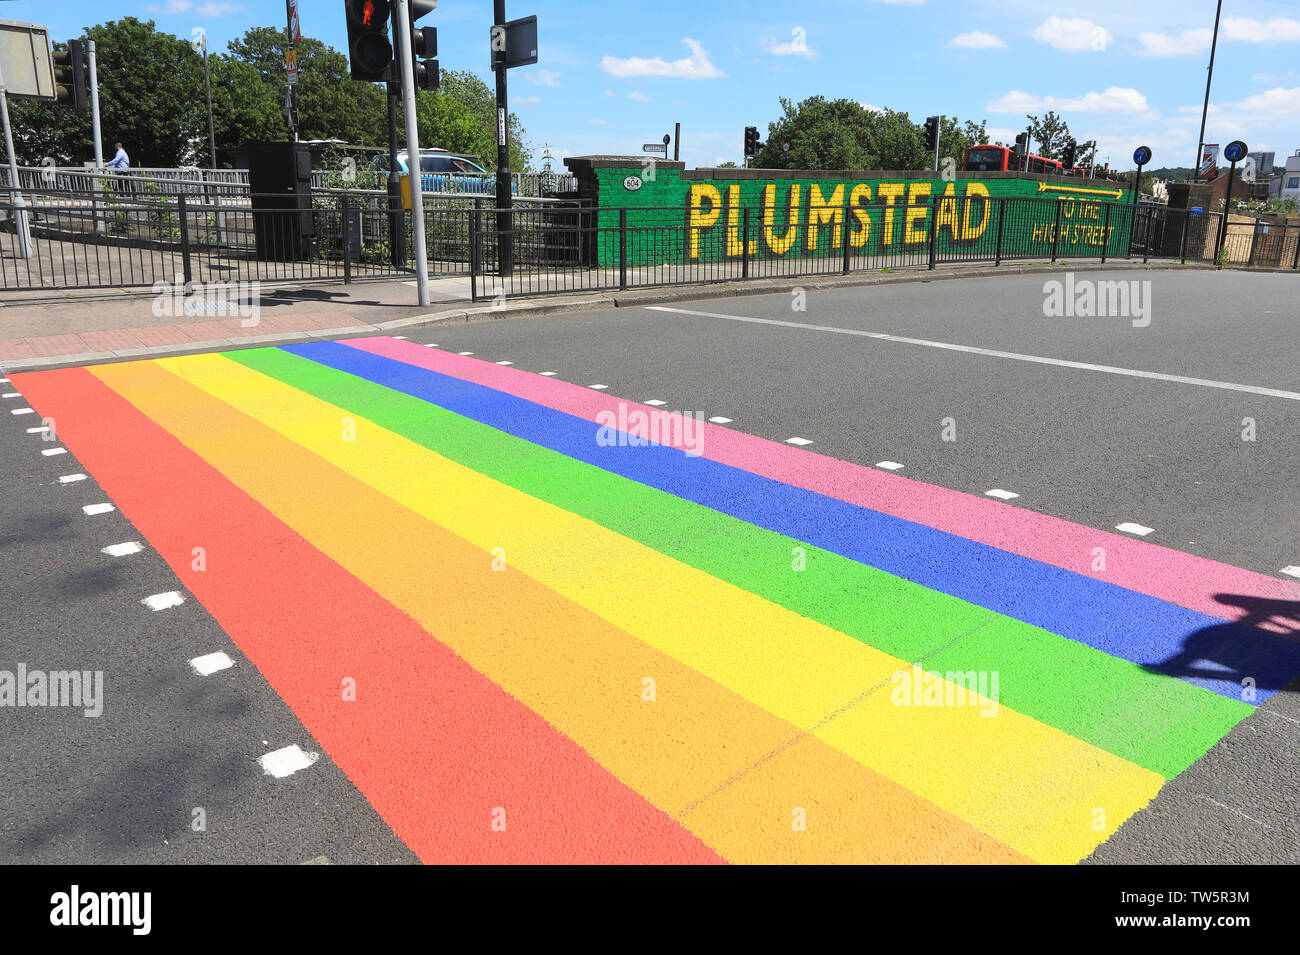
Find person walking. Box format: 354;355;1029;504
105;142;132;195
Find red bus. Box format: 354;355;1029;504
963;144;1065;176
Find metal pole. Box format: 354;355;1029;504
673;122;680;162
1194;0;1224;180
385;83;405;267
393;0;429;305
0;59;31;258
88;40;105;234
493;0;513;278
1216;161;1237;264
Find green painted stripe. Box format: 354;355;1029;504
226;346;1252;777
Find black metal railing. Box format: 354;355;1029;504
3;185;1296;297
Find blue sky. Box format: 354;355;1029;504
15;0;1300;171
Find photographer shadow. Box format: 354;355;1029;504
1142;593;1300;696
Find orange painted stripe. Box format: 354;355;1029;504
90;358;1030;864
12;364;721;864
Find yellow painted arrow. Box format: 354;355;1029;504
1037;182;1124;200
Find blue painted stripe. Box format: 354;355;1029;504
282;340;1300;703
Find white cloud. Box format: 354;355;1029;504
518;96;541;105
1138;29;1211;56
144;0;193;11
872;0;924;4
195;1;243;13
1033;17;1112;53
628;91;651;102
528;70;561;88
604;89;616;98
859;102;885;114
985;127;1019;142
760;30;818;59
1233;86;1300;114
601;38;726;79
589;119;609;126
1223;18;1300;44
988;86;1147;114
1176;104;1219;115
946;31;1006;50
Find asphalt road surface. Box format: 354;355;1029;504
2;267;1297;864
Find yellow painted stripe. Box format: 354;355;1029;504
157;352;1162;863
92;358;1029;864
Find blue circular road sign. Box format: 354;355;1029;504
663;134;671;145
1132;145;1152;166
1224;140;1248;163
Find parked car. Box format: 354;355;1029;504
370;151;515;194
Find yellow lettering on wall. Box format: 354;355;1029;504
935;182;961;242
904;182;931;245
877;183;905;246
763;183;800;255
960;183;991;240
849;183;872;247
688;184;722;259
725;185;744;257
806;183;844;250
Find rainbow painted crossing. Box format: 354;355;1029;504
14;338;1300;865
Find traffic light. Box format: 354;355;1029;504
1061;141;1077;170
345;0;394;82
52;39;87;111
408;0;439;91
744;126;759;157
1013;132;1029;170
923;115;939;152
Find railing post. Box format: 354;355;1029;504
177;193;193;285
469;199;480;302
1050;198;1061;263
1143;208;1152;264
1178;207;1190;264
341;193;352;284
927;195;937;270
742;205;751;280
618;207;628;290
1246;223;1258;267
841;204;851;274
1101;202;1110;264
1212;210;1225;265
994;198;1005;266
1292;224;1300;270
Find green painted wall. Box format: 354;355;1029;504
584;164;1137;267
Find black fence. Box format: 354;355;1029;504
466;196;1300;301
3;184;1297;298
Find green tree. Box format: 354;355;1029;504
226;27;386;146
427;70;532;172
10;18;206;166
938;117;989;168
1026;110;1072;160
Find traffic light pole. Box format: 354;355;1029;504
0;59;32;259
493;0;513;278
88;40;105;234
392;0;429;306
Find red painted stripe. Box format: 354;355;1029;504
11;366;722;864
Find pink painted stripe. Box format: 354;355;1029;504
343;336;1300;629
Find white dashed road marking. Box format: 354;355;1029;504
42;448;67;456
1280;566;1300;579
26;427;49;434
875;461;905;471
590;384;608;390
458;351;474;356
190;652;235;676
82;503;115;515
985;489;1020;500
101;542;143;557
496;360;513;365
708;416;732;424
645;400;667;406
785;437;813;446
2;392;20;398
11;408;34;415
259;744;320;779
539;371;558;376
58;474;87;484
142;592;185;611
1116;522;1155;537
